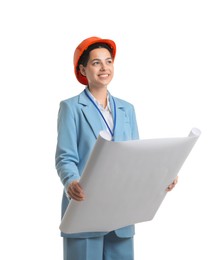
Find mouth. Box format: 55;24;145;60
98;73;109;78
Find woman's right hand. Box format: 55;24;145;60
67;180;85;201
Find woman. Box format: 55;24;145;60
55;36;178;260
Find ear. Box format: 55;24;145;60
79;65;86;76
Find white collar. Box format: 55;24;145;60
85;87;111;111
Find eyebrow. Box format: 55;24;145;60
91;57;112;62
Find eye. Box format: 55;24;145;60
92;61;100;66
107;59;113;64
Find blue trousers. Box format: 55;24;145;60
63;231;134;260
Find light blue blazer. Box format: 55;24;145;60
55;89;139;238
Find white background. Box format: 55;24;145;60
0;0;214;259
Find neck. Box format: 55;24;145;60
88;86;108;107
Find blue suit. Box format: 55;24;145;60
55;89;139;258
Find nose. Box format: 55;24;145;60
100;62;106;71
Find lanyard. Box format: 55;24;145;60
84;89;116;138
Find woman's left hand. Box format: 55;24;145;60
166;176;178;192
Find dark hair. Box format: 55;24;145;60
78;43;113;68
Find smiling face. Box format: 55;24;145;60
79;47;114;89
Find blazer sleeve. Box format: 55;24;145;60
55;100;80;191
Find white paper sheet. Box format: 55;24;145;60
60;128;201;234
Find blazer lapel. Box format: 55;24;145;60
109;94;126;141
79;91;104;139
79;90;128;141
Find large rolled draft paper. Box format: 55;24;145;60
60;128;201;234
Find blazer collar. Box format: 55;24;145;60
78;90;126;141
79;90;104;139
109;96;126;141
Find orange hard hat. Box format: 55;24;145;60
73;36;116;85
